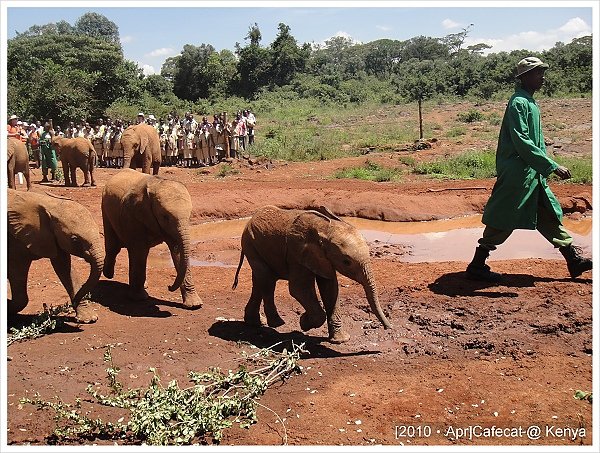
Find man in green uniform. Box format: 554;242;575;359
467;56;592;282
39;121;57;183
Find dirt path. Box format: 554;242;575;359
6;98;593;447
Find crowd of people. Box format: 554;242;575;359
6;108;257;172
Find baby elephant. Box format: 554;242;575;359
7;138;31;190
233;205;392;343
7;189;104;323
101;169;202;307
51;136;97;187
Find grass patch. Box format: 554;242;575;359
249;101;420;162
398;155;416;166
551;155;592;184
413;149;497;180
215;164;240;178
334;160;402;182
446;126;467;138
487;112;502;126
457;109;484;123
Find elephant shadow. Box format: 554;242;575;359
90;280;173;318
429;271;575;298
208;320;382;359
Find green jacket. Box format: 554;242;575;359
40;131;54;152
482;88;562;230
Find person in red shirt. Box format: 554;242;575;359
7;115;25;141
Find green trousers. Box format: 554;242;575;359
478;203;573;251
41;147;57;177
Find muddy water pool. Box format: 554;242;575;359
147;215;592;267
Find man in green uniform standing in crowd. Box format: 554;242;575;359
466;56;592;282
39;120;58;183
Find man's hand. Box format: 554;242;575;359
554;165;571;180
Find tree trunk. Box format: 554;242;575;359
418;98;423;140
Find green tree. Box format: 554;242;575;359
270;23;310;86
235;23;272;98
394;59;441;139
400;36;449;61
142;74;173;100
161;56;179;81
8;13;139;123
74;12;120;45
205;49;237;99
441;24;473;56
364;39;404;78
172;44;216;101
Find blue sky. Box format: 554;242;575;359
4;2;595;76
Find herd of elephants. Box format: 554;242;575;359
6;126;391;344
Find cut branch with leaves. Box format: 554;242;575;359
20;342;306;445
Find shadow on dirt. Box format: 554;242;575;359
208;320;381;359
428;271;573;297
90;280;173;318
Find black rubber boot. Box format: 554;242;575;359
466;246;502;283
559;244;592;279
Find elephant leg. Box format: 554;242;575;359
70;164;78;187
262;277;285;327
50;249;78;301
7;252;32;315
24;167;31;191
62;159;72;186
152;160;160;175
7;164;15;189
102;219;121;279
142;156;152;174
89;161;96;186
82;164;91;186
50;250;96;323
243;258;271;326
127;246;150;300
168;246;202;308
316;275;349;344
288;265;326;331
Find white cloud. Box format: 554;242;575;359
140;64;156;76
333;31;354;41
313;31;362;50
465;17;592;54
559;17;589;34
442;18;461;30
146;47;175;58
376;25;392;32
120;35;133;44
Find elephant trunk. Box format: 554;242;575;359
72;242;104;307
361;262;392;329
167;221;191;292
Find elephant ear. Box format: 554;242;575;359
288;211;336;279
8;192;58;258
313;205;342;221
121;178;161;233
139;126;149;155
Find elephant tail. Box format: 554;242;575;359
232;250;245;290
89;142;97;166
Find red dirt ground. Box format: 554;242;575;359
5;98;594;447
